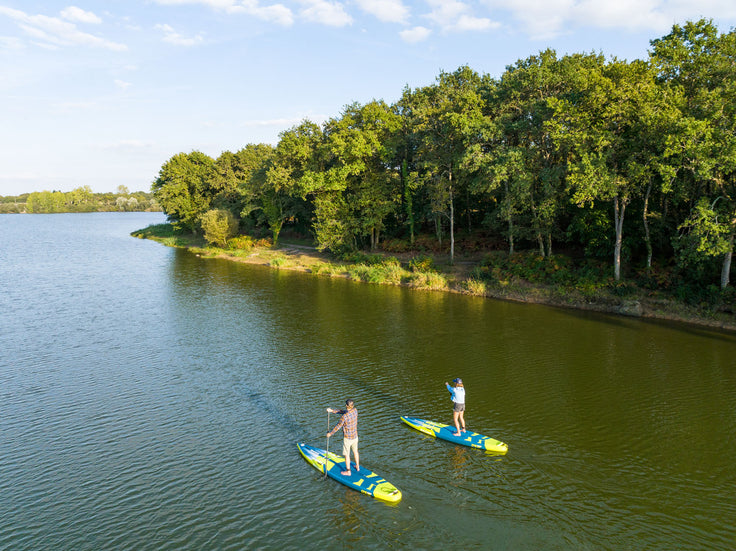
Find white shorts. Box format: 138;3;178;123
343;436;359;457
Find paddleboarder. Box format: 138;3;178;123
445;378;466;436
327;399;359;475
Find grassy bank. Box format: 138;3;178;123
132;223;736;333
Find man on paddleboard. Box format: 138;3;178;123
445;378;466;436
327;399;359;476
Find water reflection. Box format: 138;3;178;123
2;214;735;550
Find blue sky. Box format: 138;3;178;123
1;1;735;196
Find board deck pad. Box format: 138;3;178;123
297;443;402;503
400;416;508;453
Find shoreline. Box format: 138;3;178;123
133;229;736;335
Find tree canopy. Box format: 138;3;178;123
151;19;736;291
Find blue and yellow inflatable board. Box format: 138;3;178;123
297;443;402;503
401;416;508;453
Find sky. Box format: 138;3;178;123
1;1;736;196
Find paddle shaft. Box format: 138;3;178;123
324;410;330;478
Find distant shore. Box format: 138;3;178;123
132;225;736;334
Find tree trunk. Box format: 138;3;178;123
643;181;652;270
449;183;455;264
402;160;415;245
466;187;472;234
271;221;283;245
721;232;734;289
613;196;627;281
505;181;514;254
531;194;544;257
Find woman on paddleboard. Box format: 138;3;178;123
327;399;359;476
445;378;466;436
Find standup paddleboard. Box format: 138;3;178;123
400;416;508;453
297;443;402;503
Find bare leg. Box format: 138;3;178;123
342;441;359;475
341;442;351;475
459;410;466;432
453;411;461;435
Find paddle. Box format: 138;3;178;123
324;408;330;479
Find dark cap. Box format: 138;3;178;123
453;378;463;384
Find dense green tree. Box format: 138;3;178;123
263;121;323;243
152;151;216;233
312;100;402;250
493;50;565;256
411;66;488;262
650;19;736;288
26;190;65;213
141;18;736;297
466;50;582;255
391;89;423;244
548;56;665;280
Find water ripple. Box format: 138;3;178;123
2;213;736;550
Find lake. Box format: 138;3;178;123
1;212;735;550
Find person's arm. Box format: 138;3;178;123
327;415;345;437
446;382;454;397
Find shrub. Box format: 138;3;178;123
227;235;256;251
405;271;447;290
200;209;238;247
463;278;487;296
408;254;435;273
347;261;405;284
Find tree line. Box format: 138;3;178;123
152;19;736;291
0;186;159;214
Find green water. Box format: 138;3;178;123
1;213;735;550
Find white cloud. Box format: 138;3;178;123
233;1;294;25
0;6;126;50
297;0;353;26
452;14;498;31
354;0;409;24
153;0;238;8
60;6;102;25
153;0;294;25
481;0;736;39
424;0;498;33
481;0;569;40
572;0;671;32
114;79;132;89
155;23;205;46
400;25;431;42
